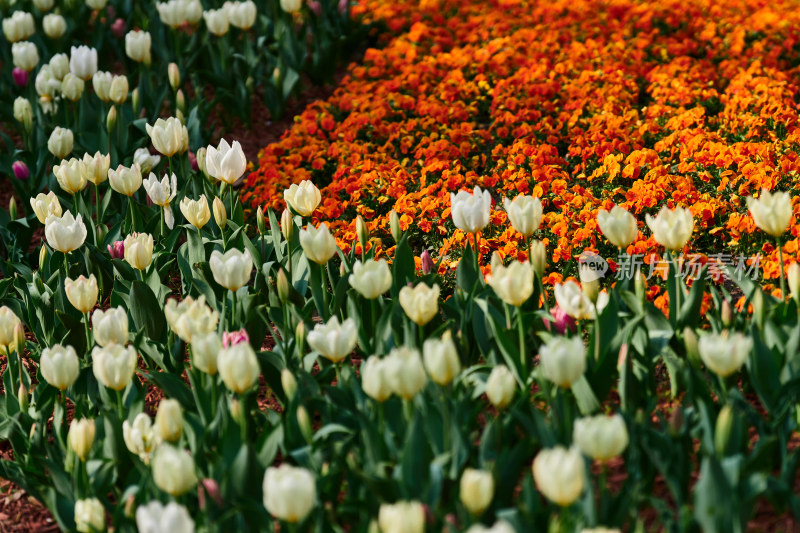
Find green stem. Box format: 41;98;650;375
321;263;330;320
517;307;527;377
777;238;787;301
370;299;378;354
84;313;92;349
160;206;165;238
115;389;124;420
473;231;481;280
230;289;237;329
593;316;601;361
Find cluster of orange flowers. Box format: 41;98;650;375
244;0;800;308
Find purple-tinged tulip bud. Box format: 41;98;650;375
543;304;576;334
198;478;222;510
308;0;322;15
338;0;348;14
111;18;125;38
223;329;250;348
107;240;124;259
188;150;198;171
12;161;29;180
420;250;434;275
12;67;28;87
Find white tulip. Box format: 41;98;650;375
422;330;461;385
299;223;339;264
86;0;109;9
460;468;494;515
532;445;585;506
155;398;183;443
205;138;247;184
554;280;596;320
133;147;161;175
191;331;221;375
485;365;515;409
125;30;151;64
539;336;586;388
180;195;211;229
378;501;425;533
0;307;20;350
280;0;303;13
789;262;800;303
451;185;492;234
349;259;392;299
109;75;129;105
262;465;317;523
48;127;74;159
92;307;129;347
12;41;39;71
573;413;629;461
30;192;62;224
68;418;95;462
284;180;321;217
40;344;80;390
307;316;357;363
151;445;198;496
385;346;426;400
399;283;440;325
465;521;516;533
136;501;195;533
42;14;66;39
123;413;159;462
597;205;638;248
92;71;113;101
69;45;98;80
144;173;178;228
146;117;186;157
83;151;110;185
13;97;33;128
747;189;793;238
92;344;138;391
361;356;392;402
503;194;542;237
45;212;87;253
209;249;253;291
203;8;230;35
108;164;143;196
645;206;694;251
65;274;98;313
74;498;104;533
48;53;70;80
698;331;752;378
2;12;35;42
124;233;154;271
165;296;219;343
229;1;257;29
218;342;260;393
34;0;56;10
53;157;88;194
487;260;533;307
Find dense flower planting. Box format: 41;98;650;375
245;0;800;307
4;0;800;532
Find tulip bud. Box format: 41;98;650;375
297;406;313;443
229;397;243;426
789;263;800;305
176;89;185;114
96;224;108;243
486;365;516;409
356;215;368;252
683;327;701;368
668;407;684;437
579;270;599;304
124;494;136;518
280;208;293;242
12;161;29;181
721;299;733;327
212;197;227;230
132;87;139;112
218;342;260;394
17;384;28;412
529;240;547;279
106;105;117;132
752;289;765;329
155;398;183;443
634;269;647;301
295;321;306;355
13;97;33;133
262;465;317;523
277;269;290;303
281;369;298;401
8;197;17;221
39;246;48;270
68;418;95;462
389;210;402;242
152;445;198;496
168;62;180;91
460;468;494;515
420;250;434;275
257;206;266;234
715;405;734;457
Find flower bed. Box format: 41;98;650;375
245;0;800;307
